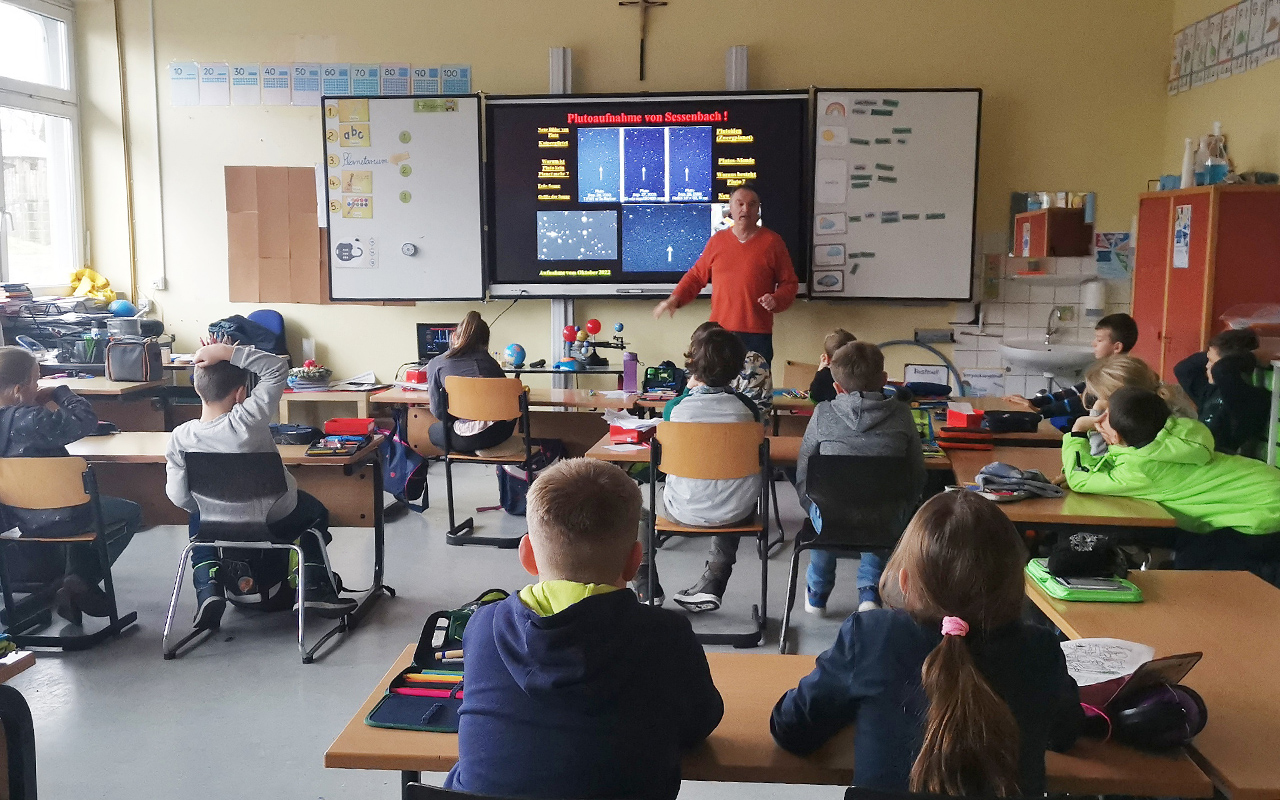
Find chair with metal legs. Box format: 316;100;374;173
161;451;346;663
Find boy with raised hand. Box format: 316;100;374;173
1004;313;1138;422
165;343;354;630
447;458;723;800
1065;387;1280;578
796;341;925;616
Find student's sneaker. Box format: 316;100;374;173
673;564;730;613
192;562;226;630
632;563;664;606
295;566;357;619
804;588;828;617
857;586;881;614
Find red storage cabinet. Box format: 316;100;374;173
1132;185;1280;381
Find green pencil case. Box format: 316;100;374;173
1025;558;1143;603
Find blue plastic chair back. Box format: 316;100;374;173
247;309;285;337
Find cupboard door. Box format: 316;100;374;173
1131;196;1172;369
1161;192;1214;380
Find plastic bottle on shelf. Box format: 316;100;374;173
622;351;639;393
1193;135;1211;186
1204;121;1229;185
1180;138;1196;189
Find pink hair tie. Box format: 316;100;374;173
940;616;969;637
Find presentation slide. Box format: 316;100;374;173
486;93;808;294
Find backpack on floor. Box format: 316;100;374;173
495;439;566;516
381;407;428;511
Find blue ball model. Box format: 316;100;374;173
504;343;527;368
108;299;138;317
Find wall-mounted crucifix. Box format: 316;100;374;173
618;0;668;81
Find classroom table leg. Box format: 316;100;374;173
401;770;421;799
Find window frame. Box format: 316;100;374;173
0;0;83;287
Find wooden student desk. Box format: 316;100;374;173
584;434;954;472
325;646;1211;799
945;445;1175;531
371;386;638;411
1027;570;1280;800
37;376;164;396
38;376;169;431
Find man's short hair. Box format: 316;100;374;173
194;361;249;404
1107;387;1170;449
823;328;857;360
830;341;885;393
1209;327;1259;357
689;328;746;387
526;458;641;579
1096;313;1138;353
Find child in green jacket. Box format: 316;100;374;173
1064;387;1280;580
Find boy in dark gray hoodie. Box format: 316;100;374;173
795;342;924;615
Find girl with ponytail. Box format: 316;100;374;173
771;491;1083;795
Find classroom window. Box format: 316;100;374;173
0;0;81;287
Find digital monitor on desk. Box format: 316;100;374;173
416;323;457;363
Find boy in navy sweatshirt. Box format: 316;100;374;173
446;458;723;800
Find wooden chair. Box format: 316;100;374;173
781;360;820;391
780;454;919;654
406;784;605;800
0;458;137;650
442;376;533;549
647;421;770;648
161;451;347;664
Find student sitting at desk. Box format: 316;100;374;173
446;459;722;800
1173;327;1272;458
808;328;857;404
771;491;1083;796
1004;313;1138;425
1065;387;1280;579
682;321;772;414
165;343;354;629
0;347;140;624
1077;355;1196;457
426;310;514;453
797;341;924;616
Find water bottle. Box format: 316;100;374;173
622;351;639;393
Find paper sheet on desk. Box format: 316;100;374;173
604;444;647;452
601;409;659;430
597;390;629;400
1061;638;1155;686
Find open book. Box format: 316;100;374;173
1062;638;1201;708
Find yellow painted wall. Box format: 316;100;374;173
1165;0;1280;178
76;0;1173;383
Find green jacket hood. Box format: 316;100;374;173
1125;416;1215;466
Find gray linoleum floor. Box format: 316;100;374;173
9;462;860;800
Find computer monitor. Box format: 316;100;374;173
416;323;457;363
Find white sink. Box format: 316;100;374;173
999;339;1095;372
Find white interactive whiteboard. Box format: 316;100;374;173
322;95;483;300
811;89;980;301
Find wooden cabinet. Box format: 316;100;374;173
1132;185;1280;381
1013;208;1093;257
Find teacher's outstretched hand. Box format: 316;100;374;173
651;184;798;365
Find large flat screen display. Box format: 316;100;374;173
485;93;809;297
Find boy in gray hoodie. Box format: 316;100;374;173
796;342;925;615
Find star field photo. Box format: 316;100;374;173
577;127;621;203
622;204;709;273
537;210;619;260
668;126;712;202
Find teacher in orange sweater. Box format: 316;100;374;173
652;184;798;365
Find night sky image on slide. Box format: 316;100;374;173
577;127;620;202
622;204;709;272
668;127;712;202
622;127;666;203
537;210;619;260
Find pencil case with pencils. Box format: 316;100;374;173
365;588;508;732
936;427;994;450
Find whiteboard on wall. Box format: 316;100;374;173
811;89;980;301
322;95;483;300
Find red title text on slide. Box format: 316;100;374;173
565;110;728;125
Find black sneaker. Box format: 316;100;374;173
632;563;664;607
61;574;113;619
673;564;731;613
192;563;225;630
295;567;357;619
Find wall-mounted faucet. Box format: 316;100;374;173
1044;307;1063;344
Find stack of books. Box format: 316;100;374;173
0;284;33;315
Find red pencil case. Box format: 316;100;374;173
325;418;375;435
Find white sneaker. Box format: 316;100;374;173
804;597;827;617
857;600;881;613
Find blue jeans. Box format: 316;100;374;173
728;331;773;367
188;490;330;587
804;505;884;599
